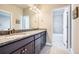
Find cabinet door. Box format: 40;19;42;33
41;35;46;49
13;41;34;54
24;41;34;54
35;38;41;54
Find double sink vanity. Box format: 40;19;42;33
0;29;46;54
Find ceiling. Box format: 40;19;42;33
14;4;30;9
14;4;69;10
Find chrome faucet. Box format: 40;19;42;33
8;29;15;34
8;29;11;34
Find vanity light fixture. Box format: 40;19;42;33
29;5;41;14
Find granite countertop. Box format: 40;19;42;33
0;29;46;47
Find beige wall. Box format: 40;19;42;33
72;4;79;53
0;4;23;30
29;4;68;44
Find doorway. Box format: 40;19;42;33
52;6;71;50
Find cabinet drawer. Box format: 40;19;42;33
35;34;41;39
41;31;45;35
0;36;34;54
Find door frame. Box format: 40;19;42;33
52;7;67;45
52;5;72;51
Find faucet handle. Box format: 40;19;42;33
13;29;15;33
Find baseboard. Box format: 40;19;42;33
46;43;52;46
67;48;74;54
70;49;74;54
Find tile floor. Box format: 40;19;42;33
40;34;69;54
40;45;69;54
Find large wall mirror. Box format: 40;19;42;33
0;10;11;31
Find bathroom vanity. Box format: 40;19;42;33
0;30;46;54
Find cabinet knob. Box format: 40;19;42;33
20;50;24;54
22;50;25;53
25;49;27;51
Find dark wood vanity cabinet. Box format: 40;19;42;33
0;31;46;54
35;31;46;54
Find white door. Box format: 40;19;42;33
53;6;71;50
53;6;71;48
